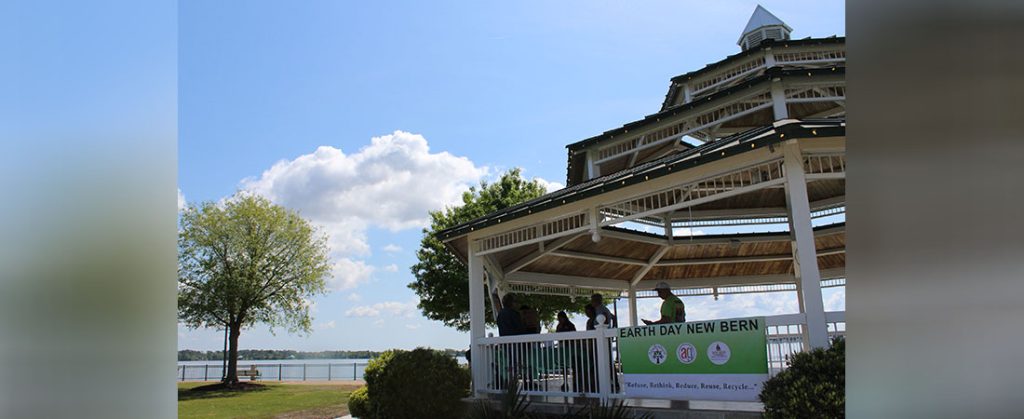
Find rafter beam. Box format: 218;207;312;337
504;233;583;274
549;249;649;266
656;246;844;266
505;268;846;295
506;271;629;291
658;253;791;266
631;246;671;285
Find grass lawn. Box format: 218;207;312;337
178;381;362;419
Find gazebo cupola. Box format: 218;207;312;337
738;5;792;51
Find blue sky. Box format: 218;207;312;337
178;1;845;352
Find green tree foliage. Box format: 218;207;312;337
362;348;471;419
409;168;579;331
759;337;845;418
178;194;332;384
347;386;373;419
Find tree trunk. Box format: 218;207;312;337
225;323;241;385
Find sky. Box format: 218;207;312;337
178;1;846;352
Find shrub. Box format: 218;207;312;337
759;337;845;419
467;374;533;419
348;386;373;419
363;347;471;419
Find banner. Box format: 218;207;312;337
617;317;768;401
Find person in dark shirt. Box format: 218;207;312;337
555;311;578;392
520;305;541;334
496;294;524;336
494;294;524;390
590;293;617;328
584;304;597;331
555;311;576;332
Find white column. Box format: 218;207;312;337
770;80;788;120
683;83;693;104
628;286;639;327
468;243;487;396
782;141;830;349
595;324;613;402
586;150;600;180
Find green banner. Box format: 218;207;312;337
617;317;768;401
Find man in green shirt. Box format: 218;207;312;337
642;282;686;325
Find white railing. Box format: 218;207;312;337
766;312;846;378
471;311;846;401
683;46;845;104
475;327;620;400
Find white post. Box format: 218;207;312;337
782;141;830;349
764;47;777;68
468;243;487;396
595;321;612;402
628;286;639;327
770;79;788;120
586;150;600;180
683;83;693;104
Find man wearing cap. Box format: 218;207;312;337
642;282;686;325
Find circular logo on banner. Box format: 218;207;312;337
648;344;668;365
676;343;697;364
707;341;731;365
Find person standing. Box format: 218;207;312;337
642;282;686;325
496;294;525;336
555;311;576;332
520;305;541;334
495;294;524;390
589;293;619;392
589;293;617;328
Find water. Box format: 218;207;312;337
176;357;467;381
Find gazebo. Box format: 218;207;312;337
440;6;846;406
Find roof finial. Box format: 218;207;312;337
738;5;793;51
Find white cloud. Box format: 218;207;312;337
329;259;375;291
241;131;488;257
383;264;399;273
239;131;488;293
405;324;421;330
177;188;186;212
382;244;403;253
345;300;417;318
316;320;336;330
824;288;845;311
534;177;564;192
346;293;362;302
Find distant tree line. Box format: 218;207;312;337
178;348;465;361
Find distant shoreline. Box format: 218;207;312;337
177;348;466;362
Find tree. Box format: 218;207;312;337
409;168;579;331
178;194;331;385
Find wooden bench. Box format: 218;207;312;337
238;365;260;381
